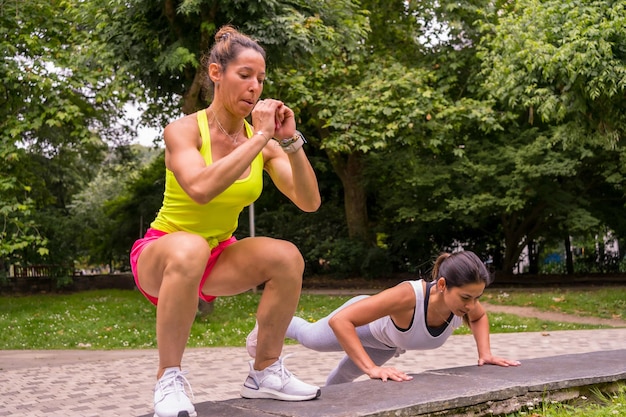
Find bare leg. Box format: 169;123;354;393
136;232;211;378
203;236;304;371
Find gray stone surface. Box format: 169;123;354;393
177;349;626;417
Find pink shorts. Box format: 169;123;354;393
130;228;237;306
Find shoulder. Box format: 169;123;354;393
164;112;201;148
165;113;199;135
374;281;417;308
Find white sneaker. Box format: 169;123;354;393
241;355;321;401
153;367;197;417
246;322;258;358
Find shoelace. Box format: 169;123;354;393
156;370;194;401
266;354;295;383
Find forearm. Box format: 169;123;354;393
174;134;268;204
470;313;492;359
287;150;321;212
470;313;522;367
329;318;377;375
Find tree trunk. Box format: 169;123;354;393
564;234;574;275
500;204;547;274
182;67;206;115
165;0;214;115
327;151;370;242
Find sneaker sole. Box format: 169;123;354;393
240;386;321;401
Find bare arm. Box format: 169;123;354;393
164;100;287;205
164;114;270;205
328;283;416;382
264;144;320;212
468;302;521;367
263;105;320;212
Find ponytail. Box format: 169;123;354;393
431;251;491;289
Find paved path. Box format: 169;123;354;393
2;328;626;417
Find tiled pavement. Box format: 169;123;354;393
1;328;625;417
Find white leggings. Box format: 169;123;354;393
285;295;399;385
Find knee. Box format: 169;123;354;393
256;239;304;288
268;240;305;276
164;234;211;281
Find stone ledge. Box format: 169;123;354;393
146;349;625;417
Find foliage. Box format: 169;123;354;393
479;0;626;136
0;175;48;264
3;0;626;279
266;0;491;242
0;0;143;267
98;148;165;269
425;0;626;272
89;0;369;116
63;145;160;269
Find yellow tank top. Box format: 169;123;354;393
150;110;264;248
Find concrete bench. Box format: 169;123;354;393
145;349;625;417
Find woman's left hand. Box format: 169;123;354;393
478;355;521;367
272;103;296;140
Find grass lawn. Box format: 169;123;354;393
0;286;623;350
483;286;626;321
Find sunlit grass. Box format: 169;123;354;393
0;289;614;350
483;287;626;321
0;290;157;349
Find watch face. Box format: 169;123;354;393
279;131;304;147
279;138;296;146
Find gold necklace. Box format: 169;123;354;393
209;108;244;143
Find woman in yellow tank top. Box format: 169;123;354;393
130;25;321;417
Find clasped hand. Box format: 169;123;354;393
252;98;296;141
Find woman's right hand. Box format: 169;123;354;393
366;365;414;382
251;99;284;140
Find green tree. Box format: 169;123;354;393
355;0;626;275
82;0;372;273
90;0;368;117
270;0;487;243
1;0;142;268
69;145;162;270
100;150;166;269
421;0;626;273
